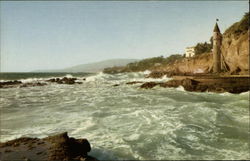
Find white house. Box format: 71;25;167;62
185;47;195;57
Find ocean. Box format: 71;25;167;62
0;72;249;160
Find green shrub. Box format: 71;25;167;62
224;12;249;37
194;42;212;55
103;54;183;73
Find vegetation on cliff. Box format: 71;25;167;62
103;12;249;75
103;54;183;73
223;12;249;38
157;12;249;76
194;41;212;55
221;12;249;75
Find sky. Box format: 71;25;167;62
0;1;248;72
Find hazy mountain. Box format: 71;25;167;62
33;59;138;73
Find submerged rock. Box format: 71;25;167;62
146;71;169;78
47;77;82;85
161;79;182;88
0;81;47;88
0;77;84;89
0;80;22;88
20;82;47;88
0;132;98;161
140;82;161;89
126;81;143;85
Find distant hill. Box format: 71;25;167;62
32;59;138;73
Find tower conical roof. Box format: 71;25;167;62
213;22;221;33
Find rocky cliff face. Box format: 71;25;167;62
222;30;249;74
154;13;249;76
154;52;212;75
103;13;249;76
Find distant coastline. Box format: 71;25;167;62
31;59;138;73
0;72;92;80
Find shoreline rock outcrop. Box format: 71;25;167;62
0;132;98;161
46;77;83;85
126;81;144;85
0;81;47;89
0;77;84;89
0;80;22;88
139;75;250;94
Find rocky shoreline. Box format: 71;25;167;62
137;75;250;94
1;74;249;94
0;77;85;89
0;132;98;161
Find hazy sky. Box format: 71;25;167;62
0;1;248;72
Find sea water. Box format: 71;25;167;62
0;72;249;160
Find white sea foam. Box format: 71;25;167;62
85;72;106;82
65;74;73;78
143;70;151;75
20;78;44;83
176;86;185;91
0;72;249;160
219;92;232;96
239;91;249;95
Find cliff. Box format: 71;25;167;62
152;52;212;76
150;12;249;77
222;30;249;74
103;13;249;77
103;55;183;74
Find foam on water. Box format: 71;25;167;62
176;86;185;91
0;72;249;160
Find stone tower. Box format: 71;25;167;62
212;21;222;73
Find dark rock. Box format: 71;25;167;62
0;80;48;88
140;82;160;89
126;81;143;85
0;77;83;88
46;77;79;85
195;84;209;92
161;79;182;88
47;78;56;82
226;86;250;94
0;132;98;161
0;80;22;88
140;75;250;94
61;77;77;84
146;70;188;78
181;78;199;86
146;71;168;78
180;78;200;91
20;82;47;88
